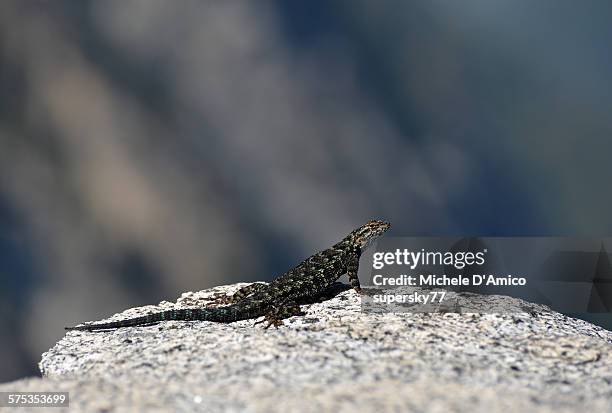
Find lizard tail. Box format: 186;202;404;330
65;307;245;331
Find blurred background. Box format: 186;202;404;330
1;0;612;382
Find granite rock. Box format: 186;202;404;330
2;283;611;412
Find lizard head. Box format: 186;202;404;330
350;220;390;251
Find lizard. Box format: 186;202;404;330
65;219;390;330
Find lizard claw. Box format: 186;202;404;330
255;315;284;329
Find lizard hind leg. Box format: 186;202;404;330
209;282;268;306
255;301;305;329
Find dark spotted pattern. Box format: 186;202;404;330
65;220;390;330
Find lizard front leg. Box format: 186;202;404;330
255;300;305;329
347;251;362;294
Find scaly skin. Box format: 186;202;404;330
65;220;390;330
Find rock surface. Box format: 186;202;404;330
2;283;612;412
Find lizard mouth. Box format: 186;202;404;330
360;220;390;250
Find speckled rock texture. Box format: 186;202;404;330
2;283;612;412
